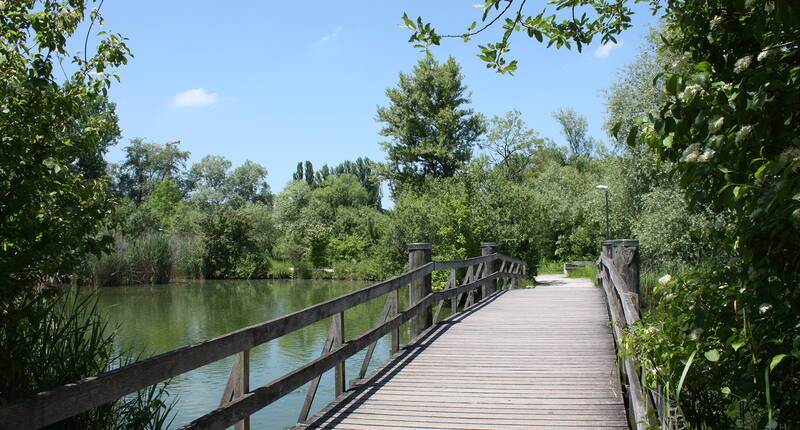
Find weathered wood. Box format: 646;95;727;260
358;295;395;379
298;322;338;422
333;312;345;396
481;242;497;296
598;261;651;430
219;354;240;407
235;350;250;430
0;260;437;430
301;275;626;430
432;269;456;323
179;291;440;430
389;290;399;354
408;243;432;339
600;254;641;325
432;254;495;271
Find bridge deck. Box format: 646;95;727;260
297;274;626;429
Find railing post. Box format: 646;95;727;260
481;242;497;297
236;350;250;430
408;242;432;339
603;239;640;299
333;312;345;396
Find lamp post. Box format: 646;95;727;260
596;185;609;239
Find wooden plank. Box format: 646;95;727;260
301;275;627;430
0;261;436;429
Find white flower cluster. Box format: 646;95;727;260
734;56;752;73
698;149;716;162
680;144;715;163
757;48;773;62
680;83;704;102
710;16;723;29
681;144;701;162
735;125;753;143
658;274;672;285
709;116;725;133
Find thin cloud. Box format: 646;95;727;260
319;26;342;43
594;40;624;58
171;88;220;108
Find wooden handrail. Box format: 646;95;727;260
597;241;658;430
181;269;526;430
0;251;526;430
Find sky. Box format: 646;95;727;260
95;1;660;197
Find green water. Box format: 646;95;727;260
95;279;398;429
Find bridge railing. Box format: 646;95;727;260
0;241;526;430
598;239;669;430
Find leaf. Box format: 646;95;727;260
626;126;638;147
610;121;622;139
730;338;746;351
666;74;679;95
695;61;712;73
770;354;787;371
676;349;696;400
721;387;731;395
704;349;720;362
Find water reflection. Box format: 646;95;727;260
95;279;399;429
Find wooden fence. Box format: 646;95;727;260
0;242;526;430
598;239;670;430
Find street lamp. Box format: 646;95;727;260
596;185;609;239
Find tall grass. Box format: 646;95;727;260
566;264;598;281
83;233;178;286
537;260;564;274
171;235;204;280
0;287;174;428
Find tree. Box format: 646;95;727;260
187;155;232;210
376;56;485;191
0;1;172;426
118;139;190;206
304;160;315;187
552;108;596;159
293;162;304;181
481;110;548;180
0;0;130;294
332;157;382;208
229;160;272;207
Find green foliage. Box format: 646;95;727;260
83;233;173;287
0;288;174;428
537;260;563;275
377;57;485;192
199;210;270;279
117;139;189;206
480;110;551;181
0;0;129;295
229;160;272;207
0;2;174;424
552;107;598;159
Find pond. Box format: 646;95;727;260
95;279;400;429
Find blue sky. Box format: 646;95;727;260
98;1;660;194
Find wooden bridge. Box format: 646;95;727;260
0;240;659;430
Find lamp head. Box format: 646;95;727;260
595;185;609;190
